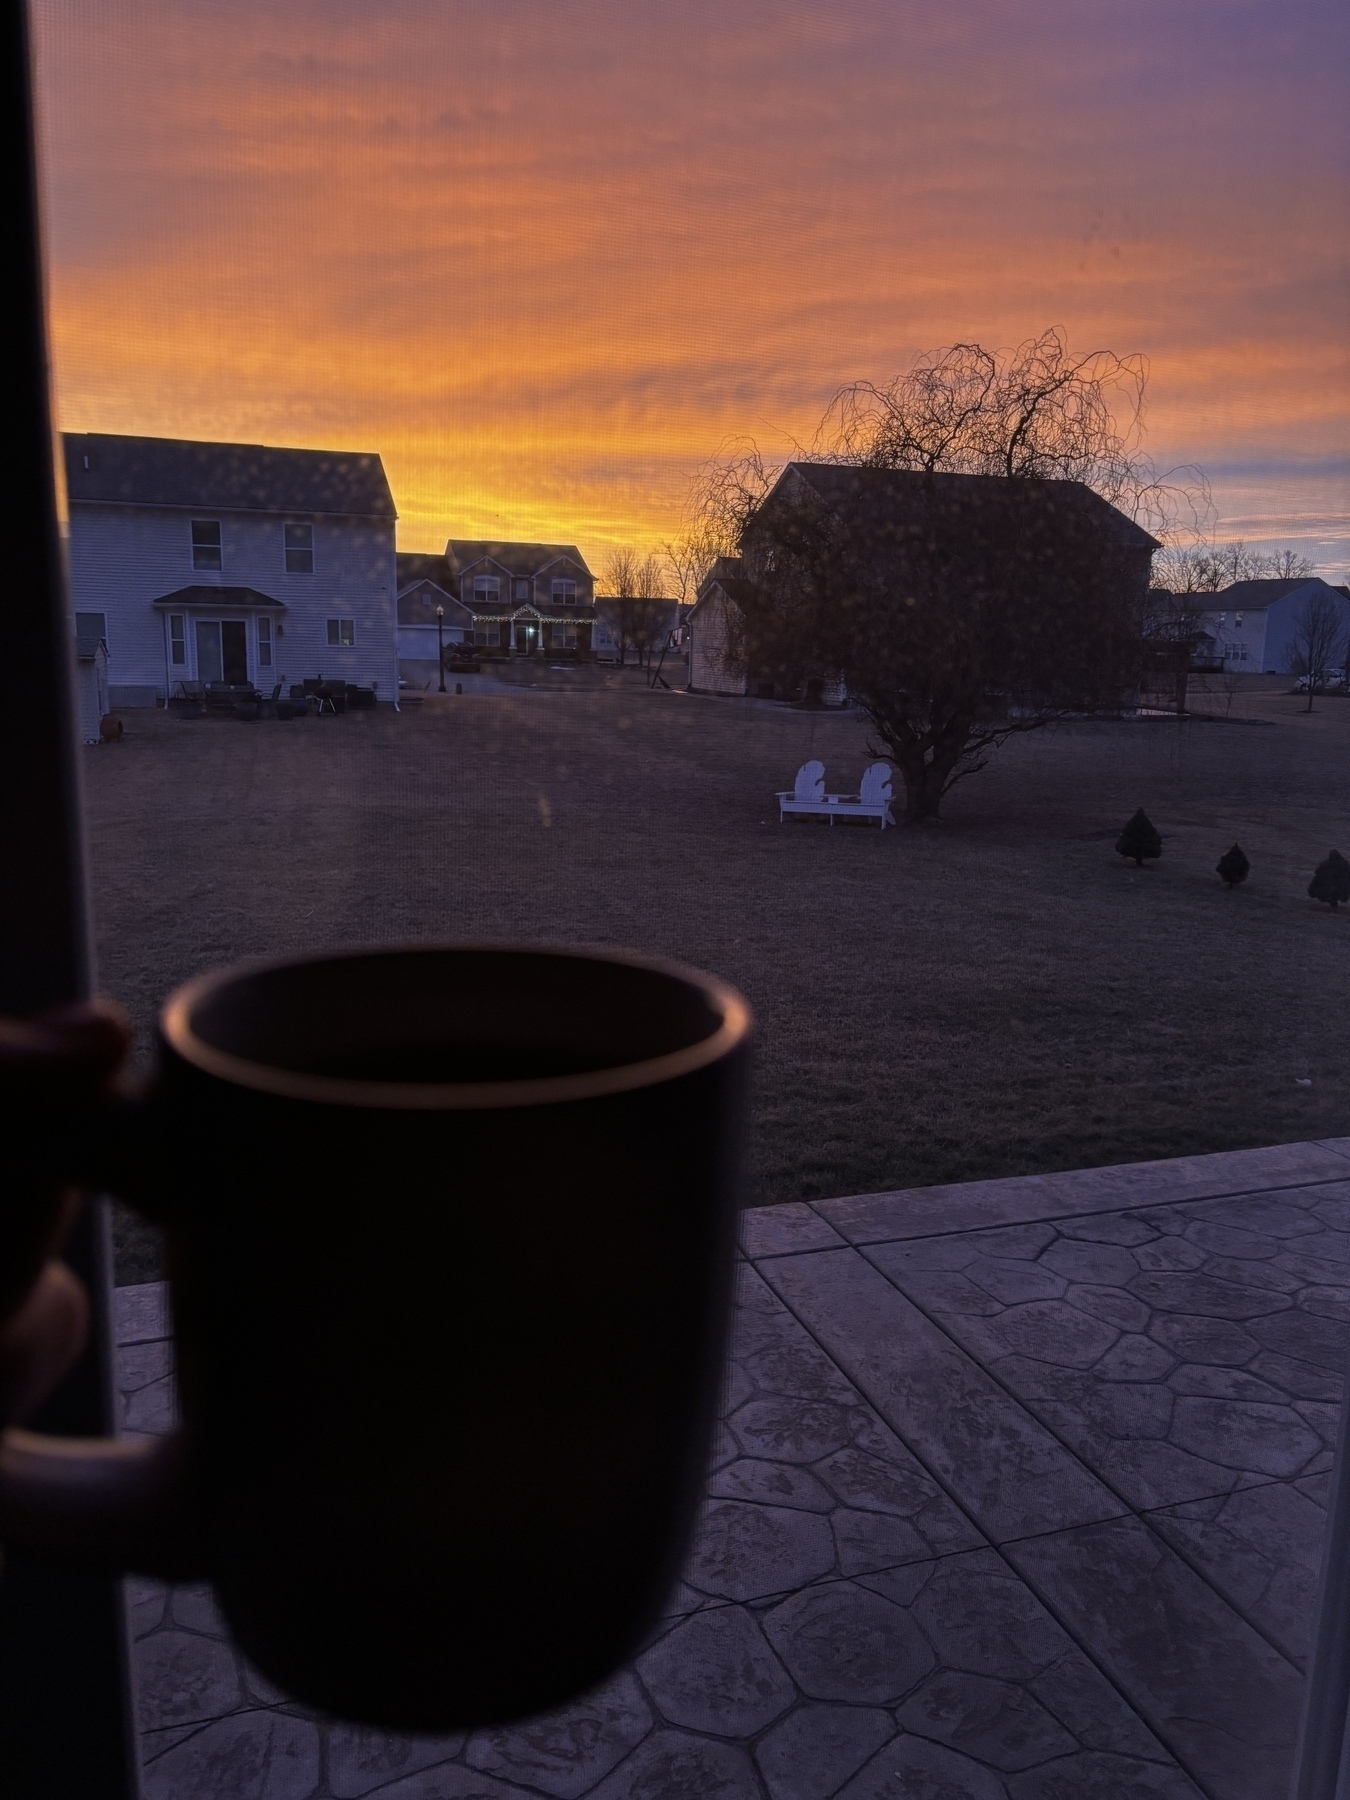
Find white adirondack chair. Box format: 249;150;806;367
829;761;895;828
776;760;831;822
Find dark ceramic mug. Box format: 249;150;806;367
6;944;751;1729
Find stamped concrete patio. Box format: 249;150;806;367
115;1137;1350;1799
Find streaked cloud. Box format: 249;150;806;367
33;0;1350;570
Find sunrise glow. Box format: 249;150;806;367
33;0;1350;572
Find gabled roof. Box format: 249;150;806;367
444;539;593;579
761;462;1160;551
397;580;473;626
396;552;455;591
64;433;396;520
1197;578;1342;613
692;577;758;615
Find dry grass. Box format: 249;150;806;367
83;672;1350;1282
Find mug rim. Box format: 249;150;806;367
160;942;751;1111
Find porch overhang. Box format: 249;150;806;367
150;586;287;609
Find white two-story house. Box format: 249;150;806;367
64;433;399;705
1192;578;1350;674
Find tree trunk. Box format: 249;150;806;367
894;748;961;822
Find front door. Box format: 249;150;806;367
195;619;249;684
515;623;539;655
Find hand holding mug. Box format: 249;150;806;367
0;947;750;1729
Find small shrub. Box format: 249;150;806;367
1116;809;1162;867
1216;844;1250;888
1308;850;1350;909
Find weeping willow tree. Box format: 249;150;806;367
688;330;1199;820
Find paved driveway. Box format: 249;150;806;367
117;1138;1350;1798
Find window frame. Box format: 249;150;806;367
326;617;356;646
169;613;186;664
191;518;222;570
256;614;274;665
283;521;315;574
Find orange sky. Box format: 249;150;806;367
32;0;1350;574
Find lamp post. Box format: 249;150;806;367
436;605;446;691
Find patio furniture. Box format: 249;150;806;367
205;681;256;715
776;760;829;822
776;760;896;828
827;761;896;828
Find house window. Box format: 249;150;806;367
327;618;356;646
513;579;529;600
75;610;107;643
473;577;500;602
257;615;273;666
191;519;222;570
169;614;186;664
552;622;577;649
474;624;501;647
284;523;314;573
552;579;577;604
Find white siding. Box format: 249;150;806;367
68;504;397;702
689;588;747;694
1198;608;1267;671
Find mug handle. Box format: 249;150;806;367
0;1004;205;1575
0;1429;203;1575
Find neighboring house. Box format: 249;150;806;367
689;466;1157;699
64;433;398;706
395;553;475;687
593;597;681;667
73;616;109;743
1190;579;1350;674
688;558;757;694
440;539;599;658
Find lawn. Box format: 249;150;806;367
82;670;1350;1281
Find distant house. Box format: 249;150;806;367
1190;579;1350;673
688;465;1158;699
688;558;758;695
594;596;681;667
438;539;600;659
395;553;475;687
64;432;398;706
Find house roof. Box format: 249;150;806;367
398;581;473;626
64;433;396;520
443;539;593;579
1196;578;1341;613
396;552;455;591
150;586;286;609
763;462;1161;551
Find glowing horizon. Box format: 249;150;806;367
33;0;1350;575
